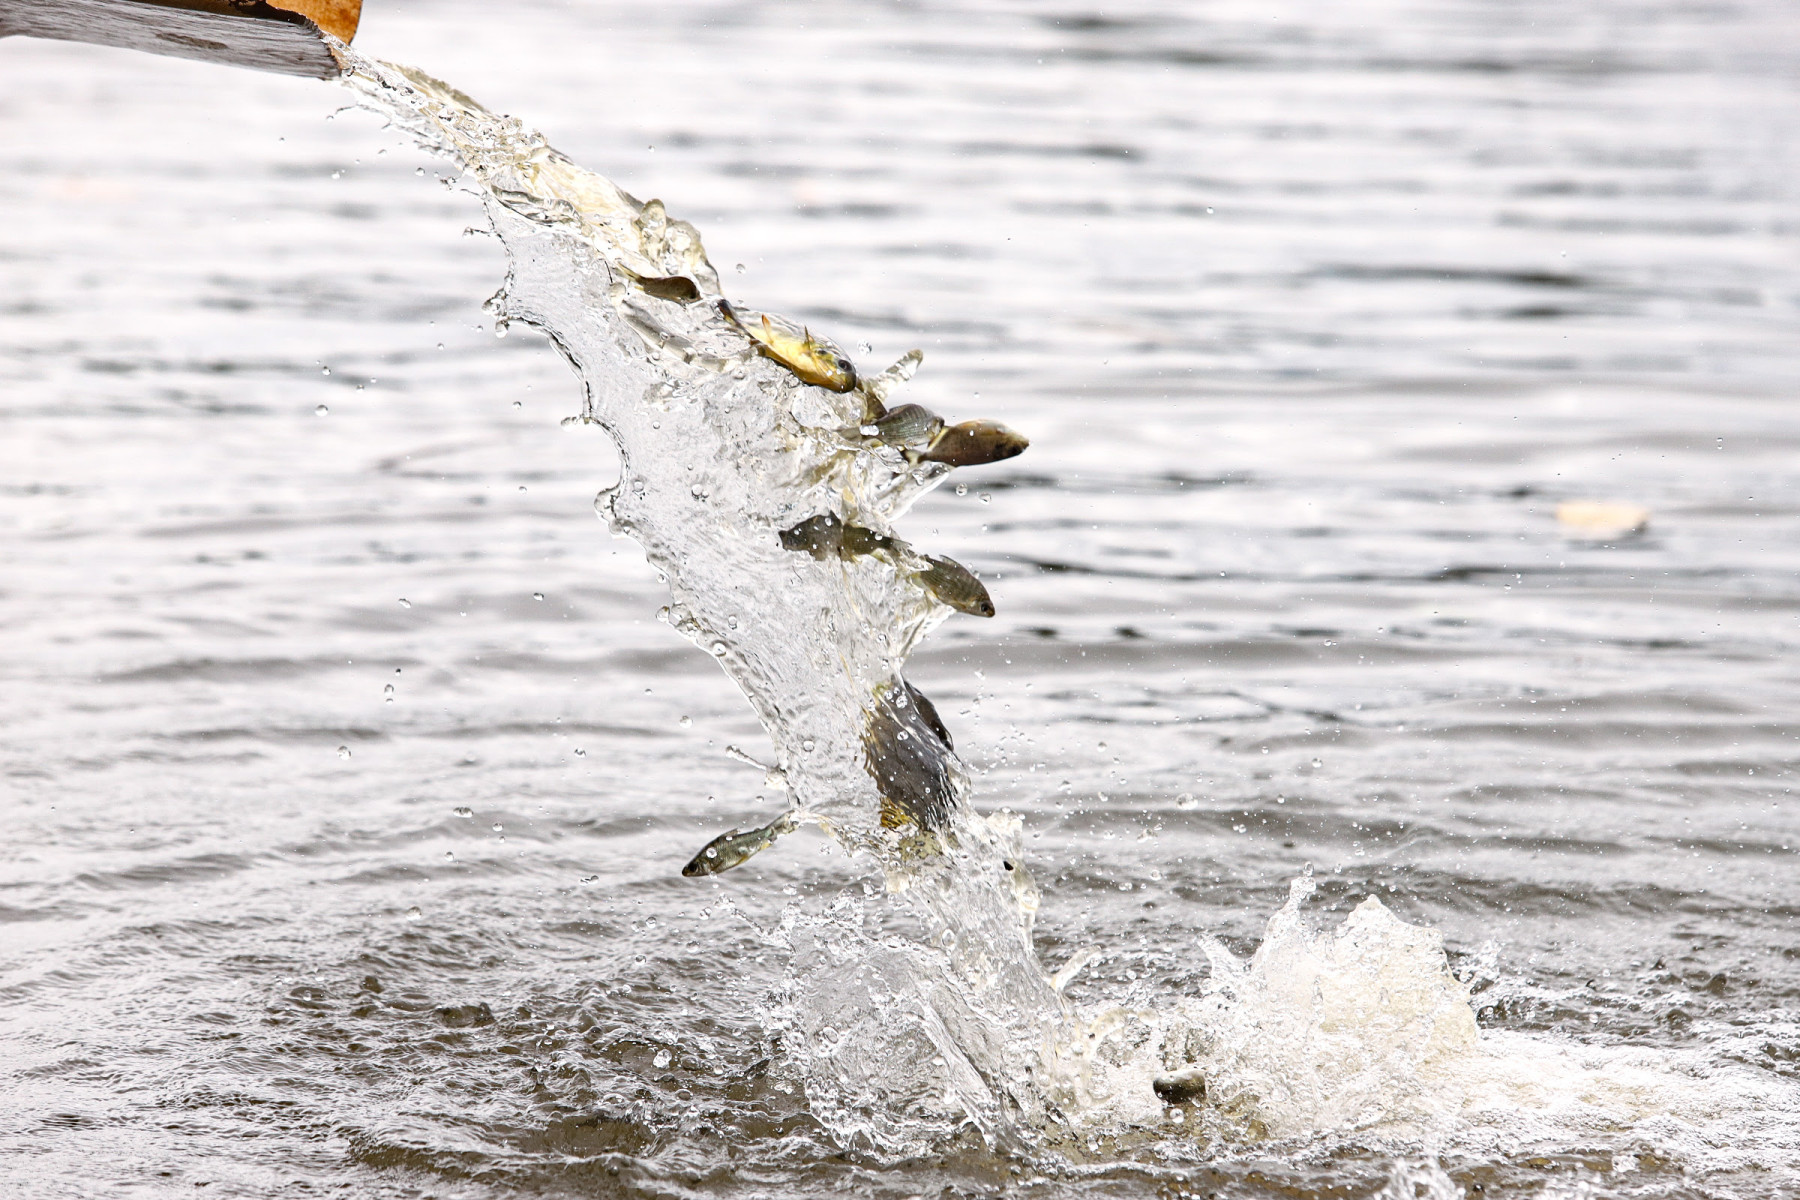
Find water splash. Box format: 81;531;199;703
335;47;1058;1146
330;43;1800;1176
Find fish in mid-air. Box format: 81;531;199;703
718;300;858;392
680;812;797;877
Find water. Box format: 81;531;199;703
3;0;1798;1196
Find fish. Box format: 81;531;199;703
921;419;1029;468
863;680;958;833
1152;1068;1208;1105
717;300;858;393
627;271;702;303
860;402;944;450
680;812;797;877
778;513;898;562
913;554;995;617
778;513;846;559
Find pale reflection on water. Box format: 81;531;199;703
2;0;1798;1196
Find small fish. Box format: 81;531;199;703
779;513;845;559
718;300;858;392
628;272;702;303
779;513;897;562
862;403;944;449
913;554;995;617
1152;1068;1207;1105
681;813;796;877
921;419;1029;468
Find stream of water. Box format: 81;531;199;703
3;1;1798;1197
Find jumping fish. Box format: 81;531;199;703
627;271;703;303
680;812;797;877
920;419;1029;468
1152;1068;1208;1105
718;300;858;392
913;554;995;617
860;402;944;450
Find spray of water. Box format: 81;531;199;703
332;44;1800;1175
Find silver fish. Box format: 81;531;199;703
921;419;1029;468
864;402;944;449
1152;1068;1208;1105
913;554;995;617
680;813;796;877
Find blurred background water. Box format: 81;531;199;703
2;0;1798;1196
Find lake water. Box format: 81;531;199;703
2;1;1798;1196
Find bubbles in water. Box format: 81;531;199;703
336;745;351;759
532;591;545;601
405;906;422;920
383;683;395;701
314;404;329;416
653;1049;672;1069
452;806;473;818
397;598;411;608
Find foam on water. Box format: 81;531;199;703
1053;875;1800;1174
332;41;1800;1178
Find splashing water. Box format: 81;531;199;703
331;42;1800;1176
337;47;1058;1146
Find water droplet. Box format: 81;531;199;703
653;1049;672;1068
436;342;445;351
979;492;992;503
734;263;746;274
492;823;504;832
383;683;395;701
337;745;351;759
512;400;523;409
656;607;671;623
320;366;331;376
533;592;545;601
453;806;473;818
314;404;329;416
710;642;728;656
415;167;425;176
955;484;967;496
573;747;587;756
679;716;692;727
802;739;816;752
406;906;422;920
858;341;873;355
726;615;738;630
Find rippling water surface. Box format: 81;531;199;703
3;1;1798;1196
